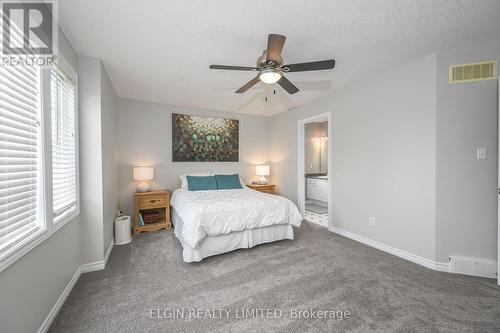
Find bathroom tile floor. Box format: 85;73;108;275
304;209;328;228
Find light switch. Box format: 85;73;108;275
476;147;487;160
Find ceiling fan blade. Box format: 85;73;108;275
284;59;335;72
236;76;260;93
266;34;286;64
277;76;299;94
210;65;258;71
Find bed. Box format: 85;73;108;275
171;185;302;262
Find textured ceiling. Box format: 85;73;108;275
59;0;500;116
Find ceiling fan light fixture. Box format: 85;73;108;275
209;33;335;94
259;68;282;84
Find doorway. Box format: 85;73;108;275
297;112;332;228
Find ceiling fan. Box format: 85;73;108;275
209;34;335;95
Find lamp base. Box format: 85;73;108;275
136;181;150;193
257;176;268;185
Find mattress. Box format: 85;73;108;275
170;187;302;249
173;208;294;262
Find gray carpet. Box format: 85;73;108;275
49;222;500;332
305;204;328;214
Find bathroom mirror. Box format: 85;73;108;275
305;121;328;174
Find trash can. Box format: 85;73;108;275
114;215;132;245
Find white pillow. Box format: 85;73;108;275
212;173;246;187
179;173;213;189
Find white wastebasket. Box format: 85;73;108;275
114;215;132;245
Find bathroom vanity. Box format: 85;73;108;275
306;175;328;203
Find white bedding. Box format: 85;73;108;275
173;209;294;262
170;187;302;249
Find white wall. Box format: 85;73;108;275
271;54;438;261
100;63;119;254
0;30;82;333
436;43;500;262
78;56;120;263
118;99;271;218
78;56;105;264
0;221;80;333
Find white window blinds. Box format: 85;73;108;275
51;68;77;223
0;64;42;257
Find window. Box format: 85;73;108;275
0;54;78;270
0;61;44;259
51;68;78;224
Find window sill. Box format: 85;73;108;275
0;227;49;273
53;209;80;234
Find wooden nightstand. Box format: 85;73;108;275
133;190;171;234
246;184;276;194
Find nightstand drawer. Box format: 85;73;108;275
260;188;275;194
140;195;165;209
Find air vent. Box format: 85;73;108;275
449;61;496;83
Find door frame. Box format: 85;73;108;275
297;112;333;228
497;77;500;286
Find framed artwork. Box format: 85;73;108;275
172;113;239;162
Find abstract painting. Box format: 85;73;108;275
172;113;239;162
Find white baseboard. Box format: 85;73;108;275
37;268;81;333
80;261;105;273
104;238;114;265
38;238;114;333
80;239;114;273
328;226;450;272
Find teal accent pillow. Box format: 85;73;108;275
215;174;242;190
186;175;218;191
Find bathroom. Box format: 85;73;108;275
304;120;329;227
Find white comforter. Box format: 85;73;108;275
171;188;302;248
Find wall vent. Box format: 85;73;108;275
449;256;497;278
449;61;496;83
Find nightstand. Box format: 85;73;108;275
133;190;171;234
246;184;276;194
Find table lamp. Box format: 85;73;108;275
256;165;270;185
133;166;154;192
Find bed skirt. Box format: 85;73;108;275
172;209;294;262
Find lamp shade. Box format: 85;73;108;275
256;165;270;176
133;167;154;181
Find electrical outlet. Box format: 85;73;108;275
369;216;375;226
476;147;487;160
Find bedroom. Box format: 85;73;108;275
1;1;500;332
